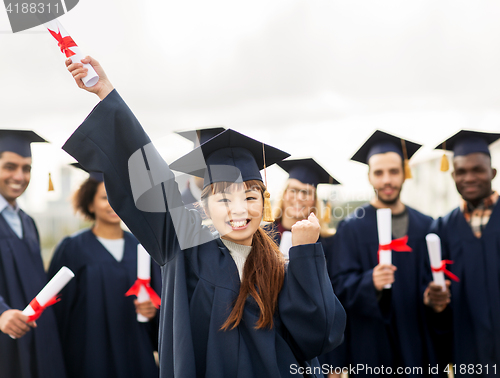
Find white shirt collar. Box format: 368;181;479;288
0;194;19;214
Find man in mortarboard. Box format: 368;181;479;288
429;130;500;374
175;127;225;215
0;130;67;378
330;130;444;377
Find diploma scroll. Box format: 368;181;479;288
279;231;293;262
125;244;161;323
45;18;99;88
426;233;446;291
376;208;392;289
22;266;75;320
136;244;151;323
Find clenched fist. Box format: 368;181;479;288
291;213;320;246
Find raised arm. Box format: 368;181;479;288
63;57;213;265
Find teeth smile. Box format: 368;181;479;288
9;184;22;189
229;220;248;228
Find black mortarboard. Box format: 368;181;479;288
351;130;422;165
175;127;226;147
277;158;340;187
71;163;104;183
435;130;500;157
0;130;48;157
169;129;290;189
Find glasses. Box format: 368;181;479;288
285;187;315;200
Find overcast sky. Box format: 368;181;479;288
1;0;500;211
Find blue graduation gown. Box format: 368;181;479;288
0;210;67;378
47;229;161;378
270;223;345;369
430;204;500;374
331;204;440;377
62;89;346;378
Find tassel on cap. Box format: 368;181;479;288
322;201;331;224
262;143;274;222
401;139;412;179
440;142;449;172
48;173;54;192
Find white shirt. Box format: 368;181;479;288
97;237;125;262
0;195;22;238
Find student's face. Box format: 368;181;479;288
206;183;263;246
368;152;405;205
89;182;121;224
0;152;32;205
282;179;316;221
452;153;497;204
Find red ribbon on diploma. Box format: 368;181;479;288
125;278;161;309
378;235;413;262
27;296;61;322
48;29;77;58
431;260;460;282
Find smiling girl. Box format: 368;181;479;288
61;56;345;378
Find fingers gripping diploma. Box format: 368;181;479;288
0;309;36;339
291;213;321;247
372;264;397;291
424;280;451;313
65;56;114;100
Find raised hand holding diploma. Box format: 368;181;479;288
45;18;99;87
125;244;161;322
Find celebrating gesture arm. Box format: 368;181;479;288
66;56;114;100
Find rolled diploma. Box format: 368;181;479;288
376;208;392;289
45;18;99;88
137;244;151;322
22;266;75;317
279;231;293;262
426;233;446;291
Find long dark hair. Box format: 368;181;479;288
201;180;285;330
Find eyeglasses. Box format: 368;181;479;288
285;187;315;200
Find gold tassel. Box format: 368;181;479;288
404;159;412;179
263;190;274;222
401;139;412;179
48;173;54;192
322;201;331;224
440;142;449;172
440;154;449;172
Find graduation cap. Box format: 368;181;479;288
70;163;104;183
175;127;226;147
0;130;52;190
435;130;500;172
350;130;422;179
0;130;48;158
169;129;290;222
277;158;340;223
277;158;340;187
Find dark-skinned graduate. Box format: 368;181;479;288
48;163;161;378
0;130;66;378
60;56;345;378
429;130;500;376
330;130;445;377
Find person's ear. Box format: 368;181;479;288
492;167;497;180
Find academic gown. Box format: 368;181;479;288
270;222;345;370
331;204;440;377
47;228;161;378
0;210;67;378
430;204;500;375
62;89;346;378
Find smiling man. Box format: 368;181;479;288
430;130;500;375
330;130;444;377
0;130;66;378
